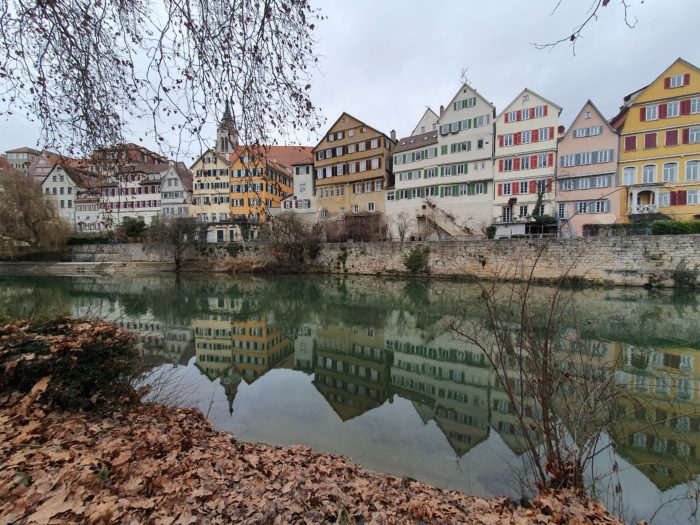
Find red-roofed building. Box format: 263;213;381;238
41;163;102;231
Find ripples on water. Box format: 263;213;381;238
0;273;698;524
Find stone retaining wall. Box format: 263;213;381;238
66;235;700;287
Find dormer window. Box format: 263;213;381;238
584;111;592;119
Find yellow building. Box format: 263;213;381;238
612;58;700;221
313;112;395;219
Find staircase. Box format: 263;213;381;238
415;200;471;240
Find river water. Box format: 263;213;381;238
0;273;698;524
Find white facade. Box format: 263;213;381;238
42;166;79;226
99;164;168;228
160;162;193;218
278;162;317;220
493;88;561;227
386;85;495;239
42;165;102;231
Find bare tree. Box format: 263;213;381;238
395;212;412;242
0;171;69;256
534;0;638;53
0;1;324;157
147;216;206;272
261;211;322;265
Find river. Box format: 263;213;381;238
0;273;698;524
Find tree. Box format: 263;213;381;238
0;172;69;256
395;212;412;242
0;1;323;156
261;212;322;265
147;216;205;272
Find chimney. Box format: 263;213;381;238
439;105;445;116
390;129;396;142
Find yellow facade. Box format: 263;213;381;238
313;113;395;218
228;148;293;224
617;59;700;221
191;150;232;224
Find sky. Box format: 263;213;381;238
1;0;698;161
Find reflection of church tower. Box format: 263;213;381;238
220;366;242;416
216;99;239;155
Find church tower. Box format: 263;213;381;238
216;99;238;155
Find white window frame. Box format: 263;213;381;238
662;162;678;183
642;164;656;184
690;127;700;144
645;105;658;121
367;201;375;212
667;101;680;118
688;189;699;205
686;160;699;181
692;98;700;114
670;74;684;88
622;167;636;186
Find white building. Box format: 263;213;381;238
160;161;193;218
277;160;317;221
493;88;561;238
42;164;101;231
386;84;495;239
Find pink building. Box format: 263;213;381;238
556;101;622;236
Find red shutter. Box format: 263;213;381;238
681;99;691;115
547;153;554;166
678;190;688;205
684;73;691;86
543;105;548;117
666;130;678;146
682;128;690;144
504;113;510;123
624;136;636;151
530;154;538;167
546;179;552;192
512;183;519;195
514;157;521;171
499;159;504;172
514;132;521;145
659;104;667;119
497;183;503;196
645;133;657;149
664;77;671;89
516;110;521;121
640;107;646;122
499;135;504;147
532;129;539;142
669;191;677;206
529;180;537;193
549;127;554;140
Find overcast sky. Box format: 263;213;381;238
1;0;697;161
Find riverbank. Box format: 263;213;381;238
58;235;700;287
0;318;624;524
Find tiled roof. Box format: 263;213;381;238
393;131;438;154
60;164;101;189
0;157;18;175
232;145;313;169
173;162;193;191
5;146;41;155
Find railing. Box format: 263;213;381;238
629;203;658;215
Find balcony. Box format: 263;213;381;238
629;203;658;215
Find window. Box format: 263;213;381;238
688;190;699;205
477;138;484;149
364;181;372;193
503;159;513;172
584;111;592;119
521;130;531;144
520;181;528;193
669;74;685;88
624;136;637;151
644;133;657;149
660;192;669;207
690;127;700;144
354;183;362;194
534;105;544;118
502;206;512;222
662;163;677;182
374;179;382;191
645;105;658;121
370;138;379;149
666;129;679;146
503;134;513;147
643;165;656;184
367;202;375;212
558;203;566;219
518;205;528;218
502;183;512;196
623;167;636;186
386;191;394;201
667;101;679;118
692;98;700;114
687;160;699;181
539;127;550;141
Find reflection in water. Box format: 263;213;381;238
0;273;699;524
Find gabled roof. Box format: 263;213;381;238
0;157;17;175
496;87;563;120
560;99;618;141
230;145;313;173
173;162;193;191
393;130;438;154
437;83;495;124
312;112;395;152
189;148;232;170
5;146;41;155
45;163;101;189
410;108;440;136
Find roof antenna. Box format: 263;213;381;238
460;67;471;87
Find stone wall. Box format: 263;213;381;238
67;235;700;287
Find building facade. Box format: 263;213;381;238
313;113;395;219
493;89;561;237
612;58;700;222
556;100;621;237
160;162;193;218
5;147;41;174
278;160;317;220
42;164;100;231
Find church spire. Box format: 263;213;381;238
216;98;238;155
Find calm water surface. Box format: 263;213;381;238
1;273;699;524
